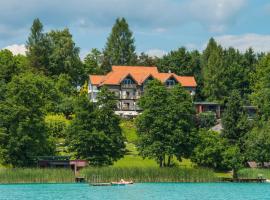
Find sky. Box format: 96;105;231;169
1;0;270;58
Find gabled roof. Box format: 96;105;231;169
175;76;197;87
89;75;105;85
112;65;158;73
89;66;197;87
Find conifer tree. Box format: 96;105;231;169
102;18;136;72
26;18;51;72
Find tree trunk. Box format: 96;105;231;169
167;155;172;167
232;169;238;179
159;157;163;167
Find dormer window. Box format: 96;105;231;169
166;79;176;86
122;78;134;85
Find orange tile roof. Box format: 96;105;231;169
89;66;197;87
112;66;158;73
89;75;105;85
176;76;197;87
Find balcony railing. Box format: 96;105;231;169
121;84;137;89
120;95;140;99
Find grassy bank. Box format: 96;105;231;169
238;168;270;179
82;167;219;183
0;168;75;184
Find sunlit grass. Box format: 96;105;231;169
0;168;75;184
82;166;219;183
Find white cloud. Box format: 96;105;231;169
3;44;27;55
214;34;270;52
187;0;246;32
145;49;166;58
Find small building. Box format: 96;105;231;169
194;102;221;119
37;156;70;168
37;156;88;173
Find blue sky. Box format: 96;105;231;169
1;0;270;58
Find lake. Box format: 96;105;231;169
0;183;269;200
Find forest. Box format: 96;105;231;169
1;17;270;178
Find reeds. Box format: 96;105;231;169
82;166;219;183
0;168;75;184
238;168;270;179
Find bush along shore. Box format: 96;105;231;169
82;167;220;183
0;168;75;184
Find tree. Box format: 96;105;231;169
67;88;125;166
47;29;85;85
102;18;136;72
167;85;197;163
84;48;104;75
191;130;225;169
221;90;250;145
26;18;51;72
136;80;170;167
136;80;196;167
136;52;157;66
202;38;226;103
0;73;56;167
0;50;18;83
251;53;270;120
197;112;216;129
221;145;243;178
245;121;270;166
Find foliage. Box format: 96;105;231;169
67;88;125;166
136;80;196;167
245;120;270;165
82;166;219;183
26;18;51;72
102;17;136;72
45;114;70;138
251;53;270;120
47;29;85;85
84;48;104;74
197;111;216;129
0;73;57;167
221;90;250;145
191;130;225;169
221;145;243;178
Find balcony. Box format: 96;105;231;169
120;95;138;100
121;84;137;89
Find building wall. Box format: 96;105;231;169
89;82;195;115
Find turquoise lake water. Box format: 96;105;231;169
0;183;269;200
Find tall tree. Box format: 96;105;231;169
67;88;125;166
136;80;195;167
0;73;56;167
103;18;136;72
26;18;51;72
251;53;270;120
221;90;250;146
84;48;104;75
202;38;226;103
245;120;270;166
48;29;85;85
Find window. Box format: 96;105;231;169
166;79;176;86
123;78;134;84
